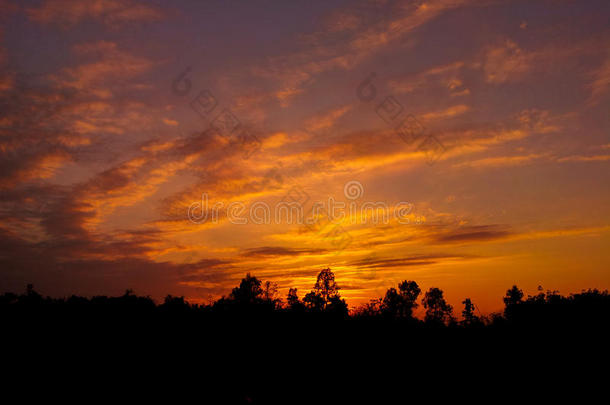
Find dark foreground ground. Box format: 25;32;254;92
3;288;609;403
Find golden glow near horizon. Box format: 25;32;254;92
1;0;609;313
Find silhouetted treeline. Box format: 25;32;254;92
3;268;609;331
3;268;607;403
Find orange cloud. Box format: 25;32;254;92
390;61;466;94
305;105;352;134
588;56;610;104
162;118;179;126
421;104;470;121
58;41;154;93
453;153;543;169
483;39;532;84
0;146;72;189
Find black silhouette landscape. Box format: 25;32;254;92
5;268;608;329
4;267;608;402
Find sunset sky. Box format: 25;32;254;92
1;0;609;313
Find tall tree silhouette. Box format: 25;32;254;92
303;268;343;311
461;298;479;325
313;268;339;303
422;287;454;325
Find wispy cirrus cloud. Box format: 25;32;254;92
305;104;352;136
389;61;467;95
27;0;165;27
347;253;471;269
256;0;482;106
421;104;470;121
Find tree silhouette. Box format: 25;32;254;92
382;287;402;316
161;295;191;315
263;281;279;300
503;285;524;319
461;298;479;325
302;268;343;311
229;273;263;305
312;268;339;304
382;280;421;319
22;284;44;306
4;272;610;336
287;288;298;306
326;295;348;318
398;281;421;304
303;291;325;311
354;298;383;318
286;288;304;311
503;285;524;307
4;274;610;405
422;287;454;325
